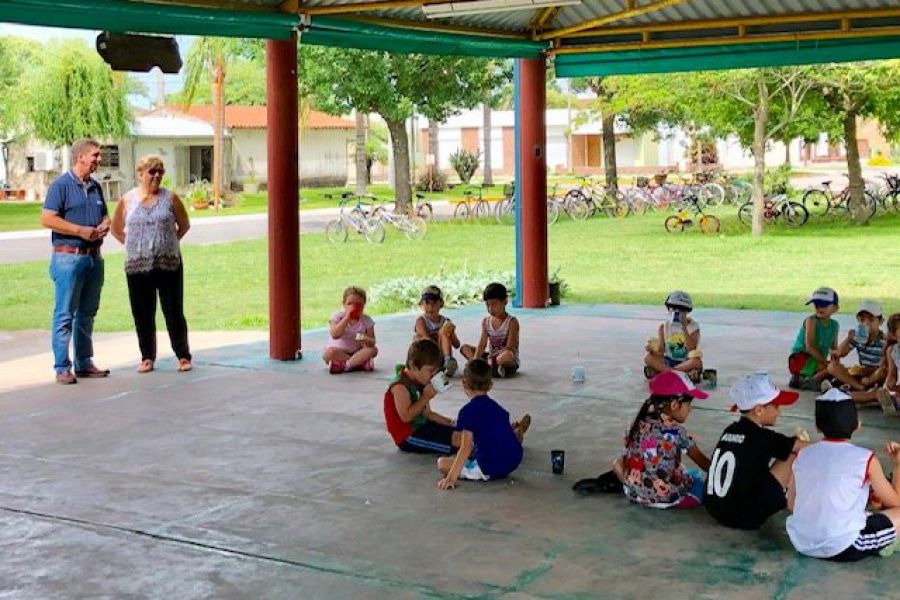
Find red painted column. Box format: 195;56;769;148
266;35;301;360
518;57;548;308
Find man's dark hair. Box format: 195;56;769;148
407;338;442;370
483;282;508;302
815;400;858;439
462;359;492;392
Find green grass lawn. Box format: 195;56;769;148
2;209;899;332
0;184;510;232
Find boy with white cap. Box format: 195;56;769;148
788;286;840;391
826;300;886;404
705;373;807;529
644;290;703;383
787;387;900;561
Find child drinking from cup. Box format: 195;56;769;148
323;286;378;374
644;290;703;383
385;339;459;454
460;282;520;378
414;285;461;377
825;301;886;403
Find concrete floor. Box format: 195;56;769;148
1;304;898;599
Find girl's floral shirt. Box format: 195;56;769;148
621;413;696;507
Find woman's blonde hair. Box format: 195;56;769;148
136;155;165;176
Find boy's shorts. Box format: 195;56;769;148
397;422;454;455
828;513;897;562
789;351;820;377
713;473;787;530
459;458;491;481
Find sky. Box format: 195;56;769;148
0;23;193;109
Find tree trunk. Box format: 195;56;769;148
354;111;367;195
428;120;439;170
385;117;412;212
751;78;770;237
212;57;224;210
601;112;618;191
784;141;791;167
843;109;867;224
482;100;493;186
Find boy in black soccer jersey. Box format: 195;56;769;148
705;373;809;529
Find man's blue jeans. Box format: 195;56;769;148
49;253;104;374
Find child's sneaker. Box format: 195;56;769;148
820;379;834;393
329;360;346;374
362;358;375;372
789;373;802;390
443;356;458;378
877;388;899;416
496;365;507;378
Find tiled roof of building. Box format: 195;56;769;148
147;105;354;130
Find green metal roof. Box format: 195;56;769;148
555;34;900;77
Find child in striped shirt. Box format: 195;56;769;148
461;282;520;378
826;300;886;404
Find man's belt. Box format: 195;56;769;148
53;245;100;256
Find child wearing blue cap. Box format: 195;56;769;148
788;286;840;391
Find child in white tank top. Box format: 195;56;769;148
461;282;519;378
786;389;900;561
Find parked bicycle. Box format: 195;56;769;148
372;201;428;240
737;189;809;228
802;177;877;220
664;194;720;234
325;197;386;244
496;182;560;226
452;184;492;220
412;192;434;222
565;176;629;219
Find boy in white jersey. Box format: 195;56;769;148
786;388;900;561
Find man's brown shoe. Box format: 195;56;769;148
56;371;77;385
74;365;110;378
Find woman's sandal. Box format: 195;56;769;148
137;360;154;374
177;359;193;372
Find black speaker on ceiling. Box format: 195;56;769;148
96;32;182;74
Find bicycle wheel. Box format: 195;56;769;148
403;216;427;240
863;191;878;221
664;216;684;233
614;199;631;218
567;198;591;221
802;189;830;216
890;192;900;213
325;219;348;243
699;215;721;234
453;202;470;220
701;183;725;206
473;199;490;220
547;199;560;225
416;202;434;222
495;197;514;225
781;201;809;227
363;218;386;243
737;201;753;226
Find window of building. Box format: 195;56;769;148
100;145;120;168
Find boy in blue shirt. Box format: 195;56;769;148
437;359;531;489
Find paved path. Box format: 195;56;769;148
0;304;897;598
0;202;456;265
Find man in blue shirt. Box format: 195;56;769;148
40;138;111;384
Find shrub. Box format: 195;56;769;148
415;166;448;192
868;152;893;167
369;266;516;311
449;149;481;184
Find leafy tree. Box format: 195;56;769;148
806;62;900;222
0;37;42;139
301;47;495;209
173;56;266;106
571;77;621;190
22;39;131;147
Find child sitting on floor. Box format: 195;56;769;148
384;339;459;454
788;286;839;391
644;290;703;383
705;373;807;530
826;301;887;404
413;285;461;377
461;282;520;378
323;286;378;374
786;388;900;561
612;370;711;509
877;313;900;416
437;359;531;489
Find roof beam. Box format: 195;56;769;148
527;6;561;32
551;26;900;55
562;7;900;38
537;0;689;41
137;0;275;12
303;0;446;16
330;13;531;39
